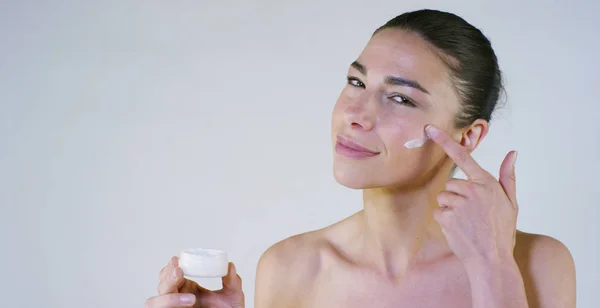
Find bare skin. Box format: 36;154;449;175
145;26;576;308
254;219;575;308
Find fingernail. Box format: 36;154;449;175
425;125;439;137
180;294;196;305
172;267;179;280
513;151;518;166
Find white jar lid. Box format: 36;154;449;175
179;248;229;278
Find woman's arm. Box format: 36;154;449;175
464;233;576;308
424;126;576;308
254;235;318;308
464;256;529;308
254;246;280;308
516;233;576;308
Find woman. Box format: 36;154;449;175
145;9;576;308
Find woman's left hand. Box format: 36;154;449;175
425;124;519;265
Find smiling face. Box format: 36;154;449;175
331;28;464;189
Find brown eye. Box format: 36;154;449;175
347;76;365;88
390;95;417;107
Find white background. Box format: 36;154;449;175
1;1;598;307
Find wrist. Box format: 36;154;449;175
463;253;520;279
462;254;528;308
462;250;515;268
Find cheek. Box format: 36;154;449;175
378;115;434;180
378;112;428;151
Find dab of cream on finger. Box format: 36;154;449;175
403;135;429;149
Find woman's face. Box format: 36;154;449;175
331;28;463;189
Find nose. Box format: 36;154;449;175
344;97;376;131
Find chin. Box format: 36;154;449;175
332;164;382;190
332;162;420;190
334;175;368;190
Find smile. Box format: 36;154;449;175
335;135;380;158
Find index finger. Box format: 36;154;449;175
425;124;485;179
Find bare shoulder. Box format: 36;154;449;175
253;228;332;308
257;230;325;280
514;230;576;308
514;230;575;274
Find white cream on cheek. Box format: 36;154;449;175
376;111;429;149
403;135;429;148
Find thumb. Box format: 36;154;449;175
222;262;242;292
499;150;518;205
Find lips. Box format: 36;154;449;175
335;135;380;158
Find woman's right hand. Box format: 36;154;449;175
145;256;245;308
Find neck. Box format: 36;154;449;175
358;172;453;278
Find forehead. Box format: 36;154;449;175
356;28;450;87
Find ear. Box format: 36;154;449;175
459;119;489;153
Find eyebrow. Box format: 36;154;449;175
350;60;430;94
